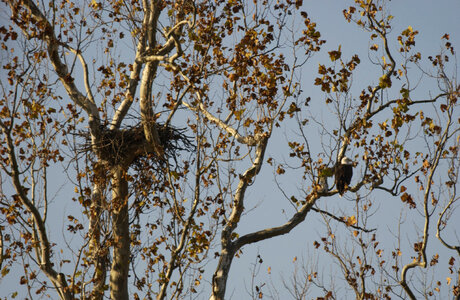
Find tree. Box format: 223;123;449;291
0;0;458;299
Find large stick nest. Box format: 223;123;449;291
82;123;194;167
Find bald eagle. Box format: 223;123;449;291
335;156;353;196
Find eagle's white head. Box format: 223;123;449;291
341;156;353;165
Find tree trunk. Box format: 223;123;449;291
210;137;268;300
109;167;130;300
210;244;236;300
89;179;107;300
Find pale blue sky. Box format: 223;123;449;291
1;1;459;299
225;1;460;298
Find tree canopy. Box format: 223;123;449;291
0;0;458;299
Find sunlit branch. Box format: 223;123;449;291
111;3;150;129
364;0;396;114
180;72;264;146
338;93;446;162
88;178;107;299
234;169;375;250
399;94;454;299
7;0;101;136
223;136;269;242
211;135;269;299
311;207;377;233
0;123;71;299
338;1;395;161
64;45;96;105
435;131;459;256
436;193;460;256
138;1;196;66
234;193;319;250
137;19;190;64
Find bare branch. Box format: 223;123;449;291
0;124;71;300
111;4;150;129
7;0;101;135
180;73;262;146
399;92;454;299
311;206;377;233
233;192;318;251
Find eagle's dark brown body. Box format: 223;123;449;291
335;157;353;196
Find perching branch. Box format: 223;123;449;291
234;193;320;250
